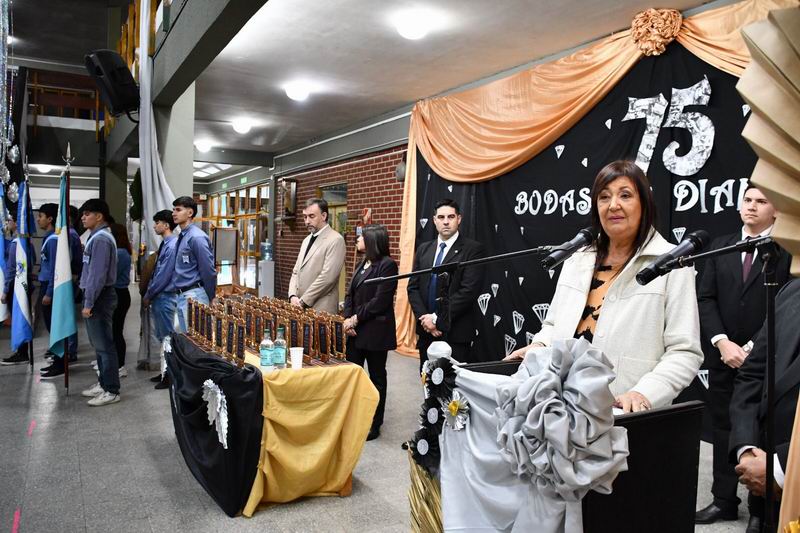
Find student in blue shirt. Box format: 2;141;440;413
77;199;120;407
0;216;34;365
35;204;65;379
110;224;132;378
171;196;216;333
143;210;179;388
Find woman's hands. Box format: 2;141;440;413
344;315;358;337
502;342;545;361
614;391;651;413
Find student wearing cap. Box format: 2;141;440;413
172;196;216;333
77;199;120;407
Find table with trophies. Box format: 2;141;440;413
169;295;379;518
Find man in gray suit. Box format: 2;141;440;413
289;198;346;314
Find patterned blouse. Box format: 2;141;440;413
574;264;622;342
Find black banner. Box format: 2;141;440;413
414;43;755;360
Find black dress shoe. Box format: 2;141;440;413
366;427;380;441
154;376;171;390
745;515;762;533
695;503;737;524
149;374;163;383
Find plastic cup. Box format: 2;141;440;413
290;347;304;370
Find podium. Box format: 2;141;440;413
464;360;703;533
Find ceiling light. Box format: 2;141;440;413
34;164;53;173
217;163;232;171
194;139;214;153
192;161;206;168
390;7;447;40
6;35;13;46
231;118;253;134
284;81;312;102
193;170;210;178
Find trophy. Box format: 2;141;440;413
331;314;346;360
187;299;195;337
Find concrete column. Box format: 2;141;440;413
154;82;195;198
105;159;128;224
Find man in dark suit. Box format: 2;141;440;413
695;185;792;527
729;278;800;533
407;199;484;373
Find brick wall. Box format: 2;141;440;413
274;145;407;300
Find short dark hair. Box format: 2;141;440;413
362;224;390;262
153;209;177;230
434;198;460;215
590;160;657;267
79;198;110;221
305;198;329;217
39;203;58;224
173;196;198;218
68;205;80;228
110;223;133;255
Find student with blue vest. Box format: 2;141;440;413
34;204;67;378
77;199;120;407
0;215;35;366
171;196;216;332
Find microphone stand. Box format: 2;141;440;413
364;245;554;333
659;235;779;530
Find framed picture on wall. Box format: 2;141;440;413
280;178;297;219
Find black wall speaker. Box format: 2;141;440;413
84;49;139;117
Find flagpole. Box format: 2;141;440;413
23;158;33;373
62;143;73;393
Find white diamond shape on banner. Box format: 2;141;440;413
427;172;431;181
518;277;524;286
493;315;501;327
548;269;555;279
447;184;453;192
512;311;525;334
742;104;751;117
697;369;709;390
491;284;499;297
504;270;508;278
605;119;612;130
526;331;535;345
520;226;524;235
672;227;686;243
504;334;517;356
477;293;491;315
555;145;565;158
581;157;588;167
532;303;550;323
495;224;499;232
419;218;428;229
475;329;479;336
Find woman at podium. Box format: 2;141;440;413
506;160;702;412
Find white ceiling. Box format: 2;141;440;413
194;0;708;154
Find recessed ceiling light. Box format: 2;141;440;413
231;118;253;134
34;164;52;173
7;36;14;46
192;161;206;168
390;7;447;40
284;81;312;102
194;139;214;153
193;170;210;178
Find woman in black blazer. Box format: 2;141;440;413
343;224;398;441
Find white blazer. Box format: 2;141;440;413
531;231;702;407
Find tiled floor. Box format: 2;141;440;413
0;291;750;532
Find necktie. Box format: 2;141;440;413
156;240;164;257
173;230;186;269
303;234;318;261
742;237;754;281
427;242;448;312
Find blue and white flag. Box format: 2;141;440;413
0;182;9;323
11;181;33;351
49;172;76;356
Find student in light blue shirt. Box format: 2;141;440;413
171;196;216;333
143;210;178;340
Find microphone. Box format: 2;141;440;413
635;230;710;285
541;227;594;270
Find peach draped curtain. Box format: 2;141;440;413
394;0;798;355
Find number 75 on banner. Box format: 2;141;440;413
623;77;714;177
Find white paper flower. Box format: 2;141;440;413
202;379;229;450
442;389;470;431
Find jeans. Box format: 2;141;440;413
38;282;78;357
151;291;177;341
176;287;208;334
112;287;131;368
85;287;119;394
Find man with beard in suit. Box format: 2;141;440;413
729;277;800;533
407;198;484;373
695;184;792;528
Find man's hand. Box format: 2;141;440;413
290;296;303;307
1;293;7;304
419;314;436;333
736;448;767;496
81;307;92;319
503;342;545;361
142;297;150;308
718;339;748;368
430;327;443;338
42;295;52;306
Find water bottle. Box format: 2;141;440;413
273;326;287;369
259;324;274;370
